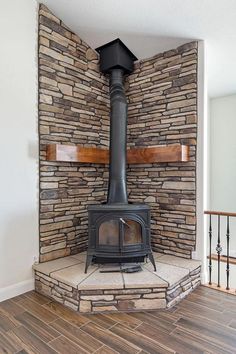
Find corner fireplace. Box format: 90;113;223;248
85;39;156;273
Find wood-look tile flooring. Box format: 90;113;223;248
0;286;235;354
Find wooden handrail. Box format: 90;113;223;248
204;211;236;218
207;254;236;265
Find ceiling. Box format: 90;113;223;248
40;0;236;98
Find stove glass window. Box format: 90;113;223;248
122;219;142;245
99;220;119;246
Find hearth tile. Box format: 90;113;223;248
33;256;82;276
71;251;87;262
157;255;201;271
153;252;165;259
123;268;168;289
144;262;189;287
100;264;122;272
51;263;97;288
78;269;124;290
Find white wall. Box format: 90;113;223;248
210;94;236;212
194;41;208;283
209;94;236;288
0;0;38;301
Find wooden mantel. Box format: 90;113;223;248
46;144;189;164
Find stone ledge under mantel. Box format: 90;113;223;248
33;252;201;313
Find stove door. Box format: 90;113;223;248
97;216;144;254
120;218;142;245
98;219;119;247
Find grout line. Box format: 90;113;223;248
143;265;169;286
41;301;91;328
81;318;141;352
47;333;63;344
120;267;125;289
49;261;83;277
10;318;61;347
16;307;62;334
157;259;200;271
98;322;142;352
107;322;120;331
79;323;116;350
24;292;52;306
133;321;143;331
47;334;91;354
92;344;119;354
77;266;99;289
52;313;91;329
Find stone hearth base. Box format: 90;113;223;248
33;252;201;313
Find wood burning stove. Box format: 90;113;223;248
85;39;156;273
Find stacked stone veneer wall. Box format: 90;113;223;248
38;5;198;262
35;266;201;313
126;43;198;258
38;5;109;262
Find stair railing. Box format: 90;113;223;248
204;210;236;292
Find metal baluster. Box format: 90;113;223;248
208;214;212;285
226;216;230;290
216;215;222;287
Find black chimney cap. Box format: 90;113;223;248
95;38;138;74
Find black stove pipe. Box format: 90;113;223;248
107;69;128;204
95;39;137;205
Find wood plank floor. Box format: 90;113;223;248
0;286;235;354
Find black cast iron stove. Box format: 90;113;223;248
85;39;156;273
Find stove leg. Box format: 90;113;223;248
148;252;156;271
85;254;93;273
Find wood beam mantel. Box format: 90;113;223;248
46;144;109;164
46;144;190;164
127;145;189;164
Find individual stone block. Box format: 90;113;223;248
64;300;78;311
92;305;118;313
79;300;91;313
143;292;165;299
104;289;152;295
162;181;195;191
80;295;114;301
40;242;66;254
92;301;117;307
58;83;73;95
40;249;71;263
117;298;166;311
40;46;74;65
35;271;58;285
86;48;98;61
39;76;57;87
40;94;52;104
115;294;141;300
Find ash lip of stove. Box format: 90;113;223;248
85;39;156;273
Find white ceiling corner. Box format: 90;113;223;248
39;0;236;97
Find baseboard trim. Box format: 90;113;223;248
0;278;34;302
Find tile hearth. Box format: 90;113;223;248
33;252;201;313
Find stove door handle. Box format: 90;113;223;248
119;218;130;228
